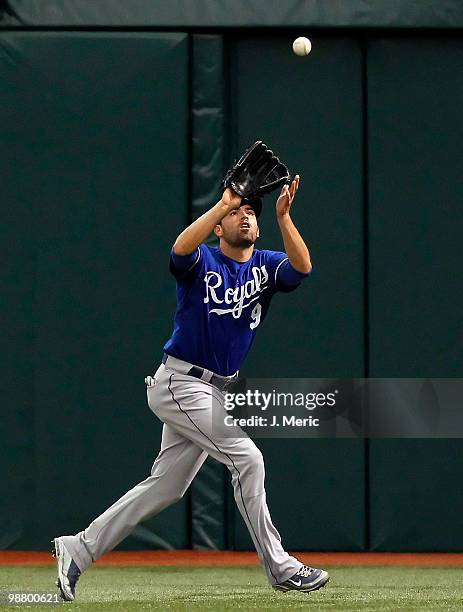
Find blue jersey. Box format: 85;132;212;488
163;245;309;376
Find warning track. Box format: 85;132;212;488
1;551;462;566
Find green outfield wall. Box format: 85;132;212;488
1;24;462;551
2;0;463;28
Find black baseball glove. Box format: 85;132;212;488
222;141;290;199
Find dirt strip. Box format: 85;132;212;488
1;551;463;567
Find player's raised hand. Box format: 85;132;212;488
221;186;243;211
276;175;300;218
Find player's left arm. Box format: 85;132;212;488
276;175;312;274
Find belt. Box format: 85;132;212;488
161;353;238;390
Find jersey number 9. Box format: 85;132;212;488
250;303;262;330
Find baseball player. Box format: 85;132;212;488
52;145;329;600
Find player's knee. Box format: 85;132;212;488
145;472;188;506
160;487;186;508
243;446;265;480
250;446;264;467
169;492;184;505
229;447;265;498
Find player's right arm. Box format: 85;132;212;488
172;188;242;255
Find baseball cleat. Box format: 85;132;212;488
273;565;330;594
52;537;81;601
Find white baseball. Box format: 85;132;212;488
292;37;312;57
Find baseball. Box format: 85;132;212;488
292;36;312;57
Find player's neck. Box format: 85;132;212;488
219;241;254;262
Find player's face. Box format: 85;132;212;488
216;204;259;247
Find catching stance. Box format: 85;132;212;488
53;142;329;600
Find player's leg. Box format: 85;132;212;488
56;423;207;575
153;368;304;586
217;437;301;586
216;439;327;592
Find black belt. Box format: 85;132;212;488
162;353;237;390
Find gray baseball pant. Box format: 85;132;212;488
60;358;302;585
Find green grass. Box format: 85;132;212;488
0;565;462;611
